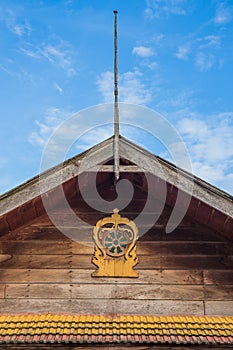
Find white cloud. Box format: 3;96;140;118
75;126;113;152
145;0;187;19
195;52;215;71
133;46;154;58
96;71;113;104
20;48;41;59
54;82;63;95
214;2;233;24
21;39;76;77
29;107;72;147
96;70;152;105
120;70;152;104
178;118;208;139
0;64;14;76
198;35;221;49
0;8;31;36
175;46;189;60
175;35;221;69
178;114;233;193
41;44;75;76
156;89;196;111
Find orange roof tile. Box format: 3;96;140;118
0;314;232;345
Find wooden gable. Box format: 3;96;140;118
0;136;232;348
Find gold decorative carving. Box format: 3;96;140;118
92;209;139;277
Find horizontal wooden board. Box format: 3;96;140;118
0;255;74;269
0;269;69;283
0;347;174;350
5;284;71;299
140;227;223;242
15;226;220;243
0;254;11;263
203;270;233;285
0;241;73;255
0;285;4;298
0;298;204;315
0;240;230;255
0;347;168;350
4;283;233;301
203;285;233;300
137;242;231;256
7;213;224;243
140;255;233;270
205;301;233;316
0;269;203;285
0;254;232;269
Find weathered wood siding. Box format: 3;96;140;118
0;199;232;316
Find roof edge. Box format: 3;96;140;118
0;313;232;346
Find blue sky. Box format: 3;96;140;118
0;0;233;195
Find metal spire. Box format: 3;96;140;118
113;10;120;182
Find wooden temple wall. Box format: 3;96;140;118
0;206;232;316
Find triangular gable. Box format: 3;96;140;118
0;135;232;240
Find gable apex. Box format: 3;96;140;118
0;135;232;240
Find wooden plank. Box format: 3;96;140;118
0;255;73;269
0;347;183;350
7;221;224;243
0;240;231;256
203;270;233;285
204;285;233;300
141;227;223;242
0;216;9;236
1;254;231;269
9;226;72;241
84;165;142;172
0;347;172;350
0;269;30;283
0;254;11;263
5;284;71;299
0;241;72;255
205;301;233;316
0;347;211;350
0;269;69;283
155;285;205;301
0;298;204;315
0;285;4;298
137;255;233;270
5;284;208;300
0;269;203;285
137;242;231;255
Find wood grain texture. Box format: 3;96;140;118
203;270;233;285
0;198;232;317
0;285;4;298
0;347;224;350
4;283;233;301
1;240;231;255
0;268;203;284
0;253;231;269
0;298;204;315
205;301;233;316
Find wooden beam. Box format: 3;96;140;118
87;165;142;172
0;298;205;315
0;268;203;284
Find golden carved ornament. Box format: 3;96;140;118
92;209;139;277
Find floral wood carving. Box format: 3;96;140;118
92;209;139;277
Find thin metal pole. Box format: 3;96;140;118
113;10;120;181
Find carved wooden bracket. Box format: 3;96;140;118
91;209;139;277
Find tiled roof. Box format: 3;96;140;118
0;314;232;346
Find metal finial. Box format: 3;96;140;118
113;10;120;182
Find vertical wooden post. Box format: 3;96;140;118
114;10;120;181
